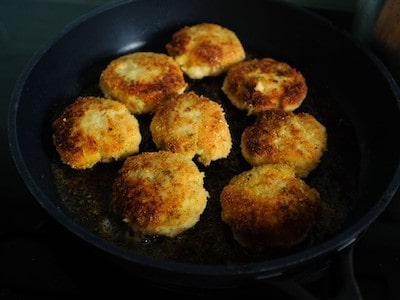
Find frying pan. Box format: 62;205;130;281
8;0;400;295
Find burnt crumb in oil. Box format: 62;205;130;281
50;51;360;265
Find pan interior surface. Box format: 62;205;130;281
9;0;400;273
50;74;359;265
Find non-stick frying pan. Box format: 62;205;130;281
8;0;400;296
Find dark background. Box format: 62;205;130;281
1;1;399;298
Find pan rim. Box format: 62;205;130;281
7;0;400;280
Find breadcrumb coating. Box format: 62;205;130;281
52;96;141;169
150;91;232;166
166;23;246;79
220;164;321;250
112;151;209;238
241;110;327;177
222;57;307;114
99;52;187;114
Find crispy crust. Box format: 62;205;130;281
220;164;321;250
222;58;307;114
166;23;246;79
112;151;209;238
99;52;187;114
241;110;327;177
150;91;232;166
52;96;141;169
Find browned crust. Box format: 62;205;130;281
52;96;141;169
166;23;246;79
240;110;327;177
220;164;321;250
99;52;187;114
222;58;307;114
150;91;232;166
112;151;209;238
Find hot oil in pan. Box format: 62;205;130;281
51;66;360;265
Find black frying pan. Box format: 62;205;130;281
8;0;400;293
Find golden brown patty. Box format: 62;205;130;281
166;23;246;79
222;57;308;114
241;110;327;178
220;164;321;250
150;91;232;166
99;52;187;114
112;151;209;238
52;96;141;169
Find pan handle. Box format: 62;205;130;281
330;241;363;300
259;242;363;300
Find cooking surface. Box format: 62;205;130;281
1;1;400;298
50;61;359;265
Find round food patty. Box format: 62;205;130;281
112;151;209;238
52;96;141;169
99;51;187;114
166;23;246;79
150;91;232;166
222;57;307;114
241;109;327;178
220;164;321;250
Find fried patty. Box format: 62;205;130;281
150;91;232;166
112;151;209;238
99;52;187;114
222;57;308;114
166;23;246;79
220;164;321;250
52;96;141;169
241;110;327;178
